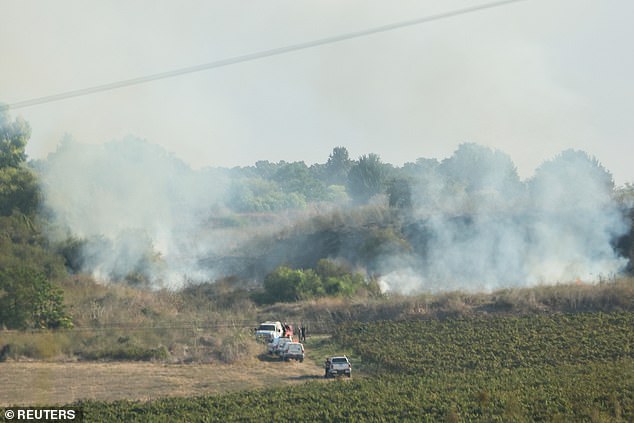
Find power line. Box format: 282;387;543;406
3;0;528;111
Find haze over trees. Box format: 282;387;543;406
0;108;634;328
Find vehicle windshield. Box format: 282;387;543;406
332;358;348;363
258;324;276;331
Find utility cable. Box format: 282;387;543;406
3;0;528;111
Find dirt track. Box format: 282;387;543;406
0;356;323;406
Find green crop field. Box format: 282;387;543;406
59;311;634;422
334;312;634;373
76;361;632;422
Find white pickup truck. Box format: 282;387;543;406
255;321;283;343
324;356;351;378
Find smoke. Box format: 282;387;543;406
378;145;629;294
38;137;628;293
39;136;228;287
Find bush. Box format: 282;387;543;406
0;331;72;360
256;260;376;304
218;330;259;364
0;267;73;329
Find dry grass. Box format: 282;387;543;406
259;277;634;329
0;356;324;406
4;275;631;364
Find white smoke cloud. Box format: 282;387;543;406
39;136;228;287
38;138;628;293
379;145;628;294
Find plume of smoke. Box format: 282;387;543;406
38;137;628;294
379;145;628;294
39;136;228;287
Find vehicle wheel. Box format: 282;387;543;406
299;358;304;363
347;373;351;378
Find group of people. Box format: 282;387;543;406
283;322;307;342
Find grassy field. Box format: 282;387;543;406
2;310;629;422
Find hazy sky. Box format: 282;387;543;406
2;0;633;184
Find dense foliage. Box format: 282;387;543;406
0;267;71;329
0;110;71;329
255;259;380;304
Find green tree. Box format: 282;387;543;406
401;157;439;182
0;267;72;329
325;146;352;185
0;166;40;216
272;161;328;202
439;143;522;197
0;211;67;284
0;111;71;329
359;227;412;266
0;110;40;216
529;149;614;210
0;109;30;168
347;153;387;203
228;178;305;212
387;178;412;209
0;215;71;330
315;259;367;296
261;266;323;303
253;160;279;179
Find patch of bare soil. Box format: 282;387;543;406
0;355;323;406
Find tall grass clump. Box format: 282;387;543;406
0;331;72;360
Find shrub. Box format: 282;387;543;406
218;330;259;364
0;267;73;329
257;260;374;304
0;331;72;360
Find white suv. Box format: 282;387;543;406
280;342;304;362
271;337;293;356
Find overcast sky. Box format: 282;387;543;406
1;0;633;184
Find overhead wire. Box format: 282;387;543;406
2;0;528;111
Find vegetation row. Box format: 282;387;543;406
334;312;634;374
